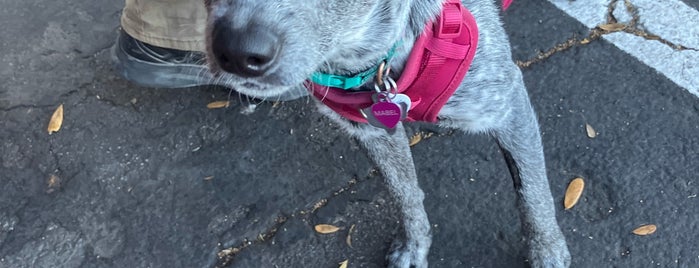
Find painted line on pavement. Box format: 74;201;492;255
548;0;699;97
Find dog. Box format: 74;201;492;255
202;0;571;267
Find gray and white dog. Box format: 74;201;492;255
202;0;571;267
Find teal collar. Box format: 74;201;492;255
310;43;400;90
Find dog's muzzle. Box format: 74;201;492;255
211;20;281;78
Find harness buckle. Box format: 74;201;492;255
434;2;462;39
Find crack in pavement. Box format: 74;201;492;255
46;148;61;190
1;89;81;112
516;0;697;68
611;0;698;51
82;42;116;59
214;175;367;267
0;104;56;113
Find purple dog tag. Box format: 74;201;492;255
371;101;402;129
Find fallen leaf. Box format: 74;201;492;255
585;124;597;138
580;38;591;45
47;104;64;134
315;224;340;234
564;177;585;209
207;101;230;109
346;224;356;247
598;23;626;31
632;224;657;236
339;260;349;268
409;133;422;147
204;176;214;181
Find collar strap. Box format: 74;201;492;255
310;43;400;90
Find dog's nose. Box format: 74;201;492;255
212;22;281;77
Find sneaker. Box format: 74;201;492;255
110;29;307;101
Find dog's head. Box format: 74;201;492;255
203;0;443;98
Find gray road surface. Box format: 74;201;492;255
1;0;698;267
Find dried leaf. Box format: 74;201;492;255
580;38;591;45
564;178;585;209
207;101;230;109
315;224;340;234
339;260;349;268
585;124;597;138
632;224;657;236
598;23;626;31
346;224;356;247
409;133;422;147
47;104;64;134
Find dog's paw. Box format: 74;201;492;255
527;234;571;268
386;237;430;268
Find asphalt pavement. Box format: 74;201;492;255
1;0;698;267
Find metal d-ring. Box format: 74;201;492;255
386;77;397;95
374;77;397;95
376;61;387;86
374;61;397;95
375;60;392;85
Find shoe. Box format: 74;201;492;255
110;29;307;101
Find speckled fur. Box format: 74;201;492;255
204;0;571;267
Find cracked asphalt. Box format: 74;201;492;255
1;0;698;267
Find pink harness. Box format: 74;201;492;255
306;0;511;124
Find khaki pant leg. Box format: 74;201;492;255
121;0;207;52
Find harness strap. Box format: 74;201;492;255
395;0;477;122
306;0;479;123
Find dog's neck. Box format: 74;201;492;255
313;0;444;88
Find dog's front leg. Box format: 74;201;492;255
493;89;571;267
354;123;431;268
